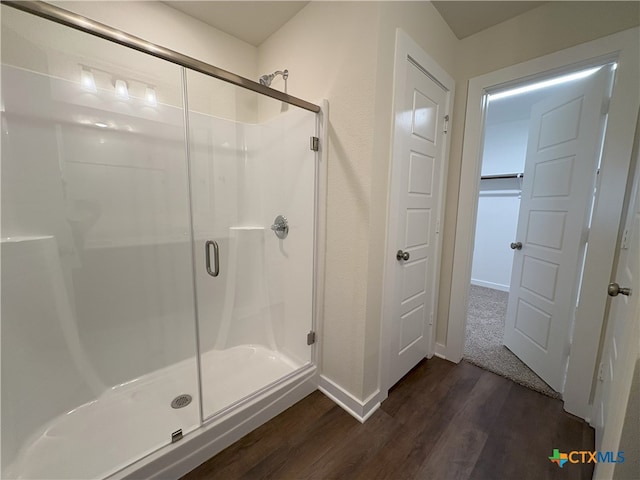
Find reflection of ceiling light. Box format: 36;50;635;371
145;87;157;107
488;66;602;102
81;68;97;92
95;122;108;128
114;79;129;100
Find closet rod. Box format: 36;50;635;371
480;173;523;180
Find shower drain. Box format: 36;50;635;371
171;394;192;409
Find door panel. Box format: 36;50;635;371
406;209;431;246
514;300;552;349
504;69;611;392
412;89;438;142
537;97;583;149
526;211;567;249
389;60;448;386
532;156;575;197
521;256;559;301
409;153;435;194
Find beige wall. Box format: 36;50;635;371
436;0;640;346
259;2;382;398
51;1;258;79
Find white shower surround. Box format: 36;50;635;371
1;43;324;478
4;345;304;479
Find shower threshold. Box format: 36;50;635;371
5;345;303;480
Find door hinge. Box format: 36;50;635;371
436;218;440;234
307;331;316;345
601;98;610;115
621;228;629;249
443;115;450;134
310;136;319;151
597;361;605;381
171;429;183;443
581;226;590;245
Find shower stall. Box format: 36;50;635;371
1;3;322;479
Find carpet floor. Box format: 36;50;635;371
464;284;561;399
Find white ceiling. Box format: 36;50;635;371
164;1;548;47
164;1;308;47
432;1;547;39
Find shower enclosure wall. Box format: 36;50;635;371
1;5;321;479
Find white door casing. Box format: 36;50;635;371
593;120;640;456
503;68;611;393
383;30;454;390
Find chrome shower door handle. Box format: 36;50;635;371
205;240;220;277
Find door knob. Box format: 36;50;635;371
510;242;523;250
396;250;410;261
607;282;631;297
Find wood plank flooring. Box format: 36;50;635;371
181;358;594;480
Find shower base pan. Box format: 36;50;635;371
6;345;313;479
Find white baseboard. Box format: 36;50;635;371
470;279;510;292
318;375;381;423
434;342;447;360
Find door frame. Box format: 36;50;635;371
592;112;640;479
379;29;455;396
447;27;639;420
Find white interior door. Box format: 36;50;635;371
593;136;640;452
389;60;448;386
503;69;611;392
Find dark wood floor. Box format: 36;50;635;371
181;358;594;480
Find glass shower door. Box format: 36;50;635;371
185;70;317;419
1;7;200;479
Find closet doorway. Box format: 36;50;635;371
464;63;615;398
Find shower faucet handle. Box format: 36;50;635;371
271;215;289;239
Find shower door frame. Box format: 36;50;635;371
3;1;326;478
